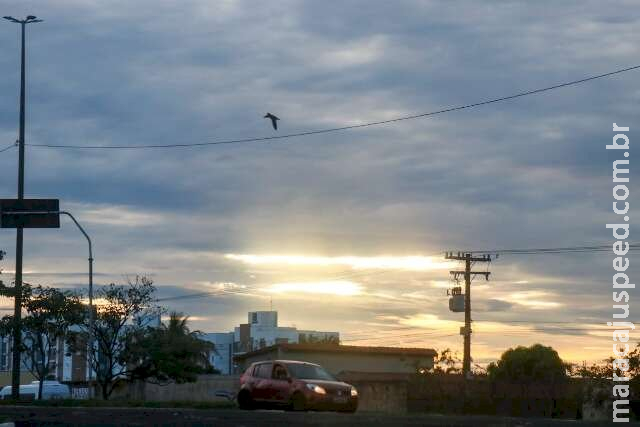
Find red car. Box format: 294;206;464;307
237;360;358;412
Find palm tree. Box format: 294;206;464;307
128;311;215;384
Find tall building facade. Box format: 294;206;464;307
202;311;339;374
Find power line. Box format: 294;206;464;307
155;286;256;302
155;243;639;302
0;141;17;154
462;243;640;256
154;264;419;303
340;319;615;342
474;319;613;324
25;64;640;151
344;332;459;344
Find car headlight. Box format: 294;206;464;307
305;383;327;395
350;387;358;397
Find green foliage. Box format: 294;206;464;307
569;362;610;379
0;284;83;399
126;312;215;385
570;342;640;396
428;348;462;374
487;343;568;383
72;276;160;400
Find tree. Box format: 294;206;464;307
127;312;215;385
569;362;610;379
0;284;83;399
428;348;462;374
570;343;640;396
74;276;160;400
487;343;568;383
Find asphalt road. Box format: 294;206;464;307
0;406;629;426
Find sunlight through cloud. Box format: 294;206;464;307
226;254;453;271
267;281;362;296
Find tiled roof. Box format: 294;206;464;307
234;343;436;360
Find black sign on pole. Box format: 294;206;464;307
0;199;60;228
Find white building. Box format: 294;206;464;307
202;311;339;374
201;332;234;375
0;335;9;372
0;334;85;386
0;311;164;386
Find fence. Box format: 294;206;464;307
105;372;633;419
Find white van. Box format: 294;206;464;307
0;380;71;400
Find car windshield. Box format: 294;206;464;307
286;363;336;381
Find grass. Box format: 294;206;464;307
0;398;237;410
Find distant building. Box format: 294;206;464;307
0;335;9;372
201;311;339;374
0;310;165;386
0;333;85;386
234;343;437;376
201;332;234;375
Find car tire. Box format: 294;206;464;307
237;390;254;410
290;392;307;411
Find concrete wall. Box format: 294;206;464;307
407;375;585;418
115;373;407;413
114;375;240;402
337;373;408;413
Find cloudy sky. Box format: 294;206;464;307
0;0;637;365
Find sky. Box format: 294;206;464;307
0;0;638;365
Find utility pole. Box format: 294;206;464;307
3;14;43;399
445;252;491;378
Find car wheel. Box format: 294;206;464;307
237;390;254;410
290;392;306;411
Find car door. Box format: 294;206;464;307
269;363;292;404
252;362;273;401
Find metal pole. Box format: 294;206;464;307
3;209;93;397
59;211;94;397
463;253;471;378
10;21;27;400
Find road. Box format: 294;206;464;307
0;406;629;426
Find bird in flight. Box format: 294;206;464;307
264;113;280;130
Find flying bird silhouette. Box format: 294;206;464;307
264;113;280;130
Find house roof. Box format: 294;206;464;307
234;343;437;360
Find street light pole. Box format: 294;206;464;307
3;14;42;400
59;211;95;397
3;210;94;396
